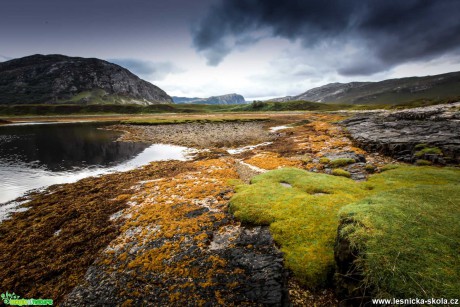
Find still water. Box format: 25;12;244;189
0;122;189;205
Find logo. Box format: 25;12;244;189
1;292;53;306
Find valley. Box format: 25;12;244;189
0;106;458;305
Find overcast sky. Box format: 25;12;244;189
1;0;460;100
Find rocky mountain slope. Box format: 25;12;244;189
270;71;460;104
173;93;246;105
0;54;172;105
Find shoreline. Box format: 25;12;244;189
1;113;348;305
1;109;457;305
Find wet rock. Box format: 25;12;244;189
345;163;368;181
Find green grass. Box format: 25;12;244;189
339;184;460;299
229;166;460;292
365;164;376;173
415;159;432;166
0;103;243;116
329;158;355;168
230;168;368;288
1;94;459;116
414;146;442;157
380;164;400;172
332;169;351;178
121;117;268;125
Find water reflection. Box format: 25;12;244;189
0;122;149;171
0;122;189;205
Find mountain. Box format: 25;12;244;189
172;96;201;104
0;54;172;105
172;93;246;105
270;71;460;104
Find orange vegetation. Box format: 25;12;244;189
91;158;251;305
244;152;301;170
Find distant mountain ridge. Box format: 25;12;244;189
172;93;246;105
0;54;172;105
270;72;460;104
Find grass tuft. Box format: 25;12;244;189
380;164;399;172
230;166;460;290
415;159;432;166
339;183;460;299
414;146;442;157
329;158;355;168
331;169;351;178
364;164;376;173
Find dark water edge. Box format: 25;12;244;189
0;121;188;207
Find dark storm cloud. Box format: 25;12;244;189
0;0;212;58
192;0;460;74
108;59;184;81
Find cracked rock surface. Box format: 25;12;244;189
341;103;460;164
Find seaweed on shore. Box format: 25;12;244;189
0;161;191;303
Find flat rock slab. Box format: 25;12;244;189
341;103;460;164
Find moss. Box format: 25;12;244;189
301;155;312;164
319;157;330;164
414;143;428;150
329;158;355;168
415;159;432;166
339;183;460;299
380;164;399;172
331;169;351;178
230;168;369;287
414;146;442;157
230;166;460;289
364;164;376;173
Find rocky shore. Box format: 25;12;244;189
0;114;347;306
62;158;287;306
3;108;453;306
341;102;460;165
108;121;275;149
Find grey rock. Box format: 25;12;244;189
62;223;288;306
341;103;460;164
0;54;172;105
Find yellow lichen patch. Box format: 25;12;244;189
295;120;366;156
90;157;248;305
262;113;366;162
0;160;191;305
244;152;301;170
